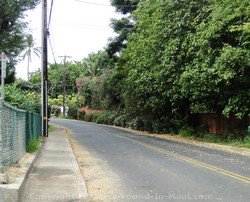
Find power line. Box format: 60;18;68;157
55;22;111;31
75;0;111;6
75;0;137;7
57;21;109;29
47;0;57;64
50;31;57;60
48;0;54;28
48;36;57;64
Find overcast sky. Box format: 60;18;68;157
16;0;120;79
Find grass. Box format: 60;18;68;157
178;126;250;148
179;127;195;137
229;136;250;148
27;138;40;153
181;132;250;149
48;124;54;132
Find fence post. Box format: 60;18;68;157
25;112;30;151
0;99;3;172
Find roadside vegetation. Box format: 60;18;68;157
29;0;250;147
1;1;249;148
4;83;41;113
48;124;54;133
0;0;40;84
179;129;250;149
51;1;248;136
65;109;250;149
27;138;40;153
0;0;41;114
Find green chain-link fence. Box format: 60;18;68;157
0;99;42;171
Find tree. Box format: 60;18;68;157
48;61;87;98
107;0;139;57
82;50;111;77
118;0;249;132
178;0;250;118
76;51;118;109
0;0;40;83
22;34;41;80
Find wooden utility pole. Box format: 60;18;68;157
42;0;48;137
59;55;71;117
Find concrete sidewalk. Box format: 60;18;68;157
21;125;89;202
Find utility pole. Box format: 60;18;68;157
42;0;48;137
59;55;71;117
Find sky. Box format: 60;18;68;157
16;0;120;80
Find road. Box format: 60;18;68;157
51;119;250;202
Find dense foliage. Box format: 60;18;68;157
48;62;87;98
5;84;40;113
115;0;250;132
25;0;249;136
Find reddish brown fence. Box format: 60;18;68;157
190;113;250;135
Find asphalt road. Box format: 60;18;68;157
51;119;250;202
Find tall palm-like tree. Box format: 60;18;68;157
82;51;109;77
23;35;41;80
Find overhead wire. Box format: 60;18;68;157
74;0;138;7
74;0;111;6
48;33;57;64
55;21;111;31
48;0;54;29
46;0;133;63
47;0;57;64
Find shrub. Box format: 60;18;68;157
103;111;117;125
68;106;78;119
27;138;40;153
83;111;117;125
179;126;195;137
127;117;144;130
48;124;54;132
114;114;129;127
152;119;166;133
242;136;250;148
94;113;105;124
5;84;41;113
85;113;95;122
54;107;61;117
77;109;86;120
51;105;61;117
90;113;102;123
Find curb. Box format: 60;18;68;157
65;135;89;200
0;142;44;202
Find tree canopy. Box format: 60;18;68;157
26;0;250;134
0;0;40;83
106;0;139;57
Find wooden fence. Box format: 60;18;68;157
190;113;249;135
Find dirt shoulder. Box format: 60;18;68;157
68;135;124;202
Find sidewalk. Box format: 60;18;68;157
21;125;89;202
